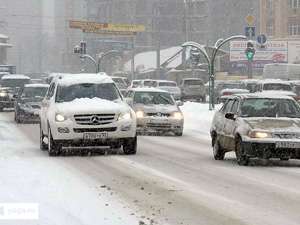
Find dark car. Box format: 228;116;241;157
210;93;300;165
0;74;31;111
14;84;49;123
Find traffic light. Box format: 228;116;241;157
80;41;87;55
245;41;255;61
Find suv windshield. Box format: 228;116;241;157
21;87;48;98
240;98;300;118
159;82;176;87
56;83;121;103
134;91;174;105
263;83;292;91
184;80;203;86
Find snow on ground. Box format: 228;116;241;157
0;114;139;225
180;102;220;140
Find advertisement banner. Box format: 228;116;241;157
230;41;288;62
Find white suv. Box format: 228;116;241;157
39;73;137;156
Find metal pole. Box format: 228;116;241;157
131;36;135;81
156;4;161;79
247;60;253;79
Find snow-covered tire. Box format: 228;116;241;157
48;127;61;156
213;135;225;160
40;123;48;151
123;136;137;155
235;137;249;166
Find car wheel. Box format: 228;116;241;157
123;136;137;155
235;137;249;166
48;127;61;156
213;136;225;160
40;122;48;151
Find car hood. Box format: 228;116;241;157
244;117;300;132
55;98;129;116
134;104;179;114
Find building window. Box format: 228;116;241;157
267;24;274;36
289;0;300;8
288;23;300;35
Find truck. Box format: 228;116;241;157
263;63;300;80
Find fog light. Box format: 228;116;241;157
121;125;131;131
58;127;70;133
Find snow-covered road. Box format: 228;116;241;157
1;103;300;225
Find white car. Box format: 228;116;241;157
40;73;137;156
155;80;181;100
126;88;184;136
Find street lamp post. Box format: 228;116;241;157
74;43;121;73
182;35;247;110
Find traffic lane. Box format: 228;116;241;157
4;112;300;225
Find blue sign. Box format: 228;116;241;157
245;26;256;38
257;34;267;45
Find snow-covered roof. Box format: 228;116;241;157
124;46;182;72
132;87;168;93
24;84;49;88
57;73;113;86
231;93;294;100
1;74;30;80
0;34;8;39
260;90;296;97
156;80;176;83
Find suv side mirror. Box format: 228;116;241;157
225;112;236;120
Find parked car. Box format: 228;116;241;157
210;93;300;165
125;88;184;136
130;80;143;88
214;81;248;103
155;80;181;100
40;73;137;156
14;84;49;123
0;74;31;111
180;78;206;102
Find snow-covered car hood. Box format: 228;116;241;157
244;117;300;132
220;88;249;95
55;98;129;116
134;104;179;114
260;90;296;97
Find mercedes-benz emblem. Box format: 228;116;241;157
91;115;99;124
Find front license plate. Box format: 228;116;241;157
83;132;108;140
276;142;300;149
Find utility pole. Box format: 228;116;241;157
155;2;161;79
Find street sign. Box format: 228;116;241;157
245;26;256;38
69;20;145;35
245;15;255;26
257;34;267;45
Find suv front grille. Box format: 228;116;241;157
73;127;117;133
74;114;116;125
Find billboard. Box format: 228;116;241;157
230;41;288;63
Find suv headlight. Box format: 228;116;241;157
248;131;272;138
136;111;144;119
118;111;132;120
0;92;7;97
173;112;183;120
55;113;67;122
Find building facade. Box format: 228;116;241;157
260;0;300;39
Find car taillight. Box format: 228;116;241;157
222;92;232;96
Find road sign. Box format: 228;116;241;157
245;26;256;38
257;34;267;45
69;20;145;35
245;15;255;26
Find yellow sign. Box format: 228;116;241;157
245;15;255;26
69;20;145;34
